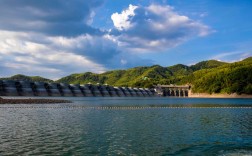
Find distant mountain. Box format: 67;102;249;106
1;57;251;94
190;60;228;71
0;74;53;83
56;66;173;88
56;60;228;87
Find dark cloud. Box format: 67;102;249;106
48;35;153;69
0;0;104;37
74;37;120;65
0;30;154;79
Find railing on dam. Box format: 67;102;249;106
155;84;191;97
0;80;157;97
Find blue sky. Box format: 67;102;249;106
0;0;251;79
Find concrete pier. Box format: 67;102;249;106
134;88;144;97
19;81;34;96
114;87;126;97
99;85;111;97
128;88;137;97
70;84;83;97
34;82;49;96
80;85;93;97
1;80;19;96
90;85;103;97
107;86;117;97
145;88;154;96
48;83;61;96
0;80;4;96
121;87;131;97
139;88;149;97
59;83;73;96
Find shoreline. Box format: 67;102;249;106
0;97;72;104
188;92;252;98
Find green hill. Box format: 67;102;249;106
188;58;252;94
242;56;252;62
0;74;53;83
56;60;226;88
56;66;173;88
1;57;251;94
190;60;228;71
56;58;252;94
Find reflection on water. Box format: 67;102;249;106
0;97;251;155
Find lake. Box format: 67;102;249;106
0;97;252;155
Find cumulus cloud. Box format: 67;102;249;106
111;4;138;31
46;34;152;69
48;35;120;65
0;30;151;79
0;1;154;79
0;0;104;37
0;31;107;79
111;4;211;52
0;1;211;79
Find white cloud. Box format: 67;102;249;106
111;4;138;31
110;4;212;52
0;30;151;79
0;2;213;79
0;31;107;79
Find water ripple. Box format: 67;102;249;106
0;98;252;155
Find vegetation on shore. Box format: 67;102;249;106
1;57;251;95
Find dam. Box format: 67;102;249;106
0;80;157;97
155;84;190;97
0;80;191;97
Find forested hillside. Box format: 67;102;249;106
1;57;251;94
56;59;229;88
188;58;252;94
0;74;53;83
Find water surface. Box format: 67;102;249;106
0;97;251;155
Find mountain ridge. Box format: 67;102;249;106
0;74;53;83
1;57;251;94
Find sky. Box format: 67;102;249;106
0;0;251;79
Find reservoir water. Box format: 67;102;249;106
0;97;251;155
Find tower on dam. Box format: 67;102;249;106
154;84;191;97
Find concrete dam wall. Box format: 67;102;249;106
0;80;156;97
